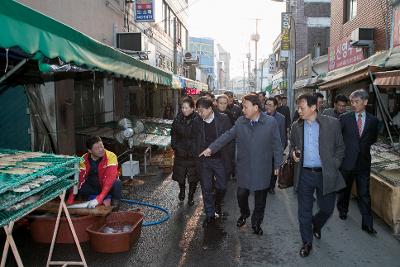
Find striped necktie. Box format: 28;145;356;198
357;113;363;136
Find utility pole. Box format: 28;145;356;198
173;17;177;74
254;19;259;91
246;51;251;92
242;60;246;91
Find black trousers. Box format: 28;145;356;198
237;187;268;226
199;158;227;218
297;169;336;244
337;169;373;227
78;179;122;201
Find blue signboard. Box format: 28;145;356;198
135;0;154;22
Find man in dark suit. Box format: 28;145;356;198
194;97;233;227
291;94;345;257
337;89;379;235
265;97;287;194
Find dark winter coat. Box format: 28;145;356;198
171;112;199;183
193;111;233;175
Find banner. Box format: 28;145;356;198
135;0;154;22
281;12;290;60
328;38;364;71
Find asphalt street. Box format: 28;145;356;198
3;170;400;267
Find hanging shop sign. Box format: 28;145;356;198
328;38;364;71
280;12;291;57
393;5;400;48
135;0;155;22
296;54;312;80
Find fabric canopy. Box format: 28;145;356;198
0;0;172;86
373;70;400;88
319;47;400;90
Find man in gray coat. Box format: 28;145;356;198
200;94;283;235
290;94;345;257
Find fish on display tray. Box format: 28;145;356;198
0;168;34;175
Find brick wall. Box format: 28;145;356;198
295;0;331;60
330;0;391;51
308;28;330;57
304;3;331;17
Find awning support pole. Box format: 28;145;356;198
368;70;395;146
0;58;28;85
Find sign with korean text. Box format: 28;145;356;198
135;0;154;22
281;13;290;53
328;38;364;71
393;5;400;47
296;54;311;80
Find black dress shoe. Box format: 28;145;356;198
339;211;347;220
362;225;377;235
299;243;312;257
202;216;216;228
236;216;247;228
313;224;321;240
252;225;263;235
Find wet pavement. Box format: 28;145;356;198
3;169;400;267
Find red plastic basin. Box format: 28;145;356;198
86;211;144;253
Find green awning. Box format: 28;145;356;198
0;0;172;86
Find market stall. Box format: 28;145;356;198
0;149;86;267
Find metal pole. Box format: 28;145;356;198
255;19;259;91
0;59;28;85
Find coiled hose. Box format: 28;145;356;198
121;199;170;227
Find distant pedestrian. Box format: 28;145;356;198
290;94;345;257
322;94;348;119
171;97;200;206
275;95;291;131
257;92;266;112
337;90;379;235
194;97;232;227
216;94;235;179
265;97;287;194
224;91;242;123
200;94;283;235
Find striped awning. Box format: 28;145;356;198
373;70;400;88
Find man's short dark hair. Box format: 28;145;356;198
181;96;195;108
258;91;266;97
196;96;214;109
274;95;282;100
282;96;287;100
200;91;215;99
243;94;262;110
224;91;234;98
86;136;102;150
266;97;278;106
313;92;324;99
297;94;317;108
334;94;349;103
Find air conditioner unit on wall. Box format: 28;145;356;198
116;32;148;52
350;28;374;47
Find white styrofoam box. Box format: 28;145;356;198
122;160;140;177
